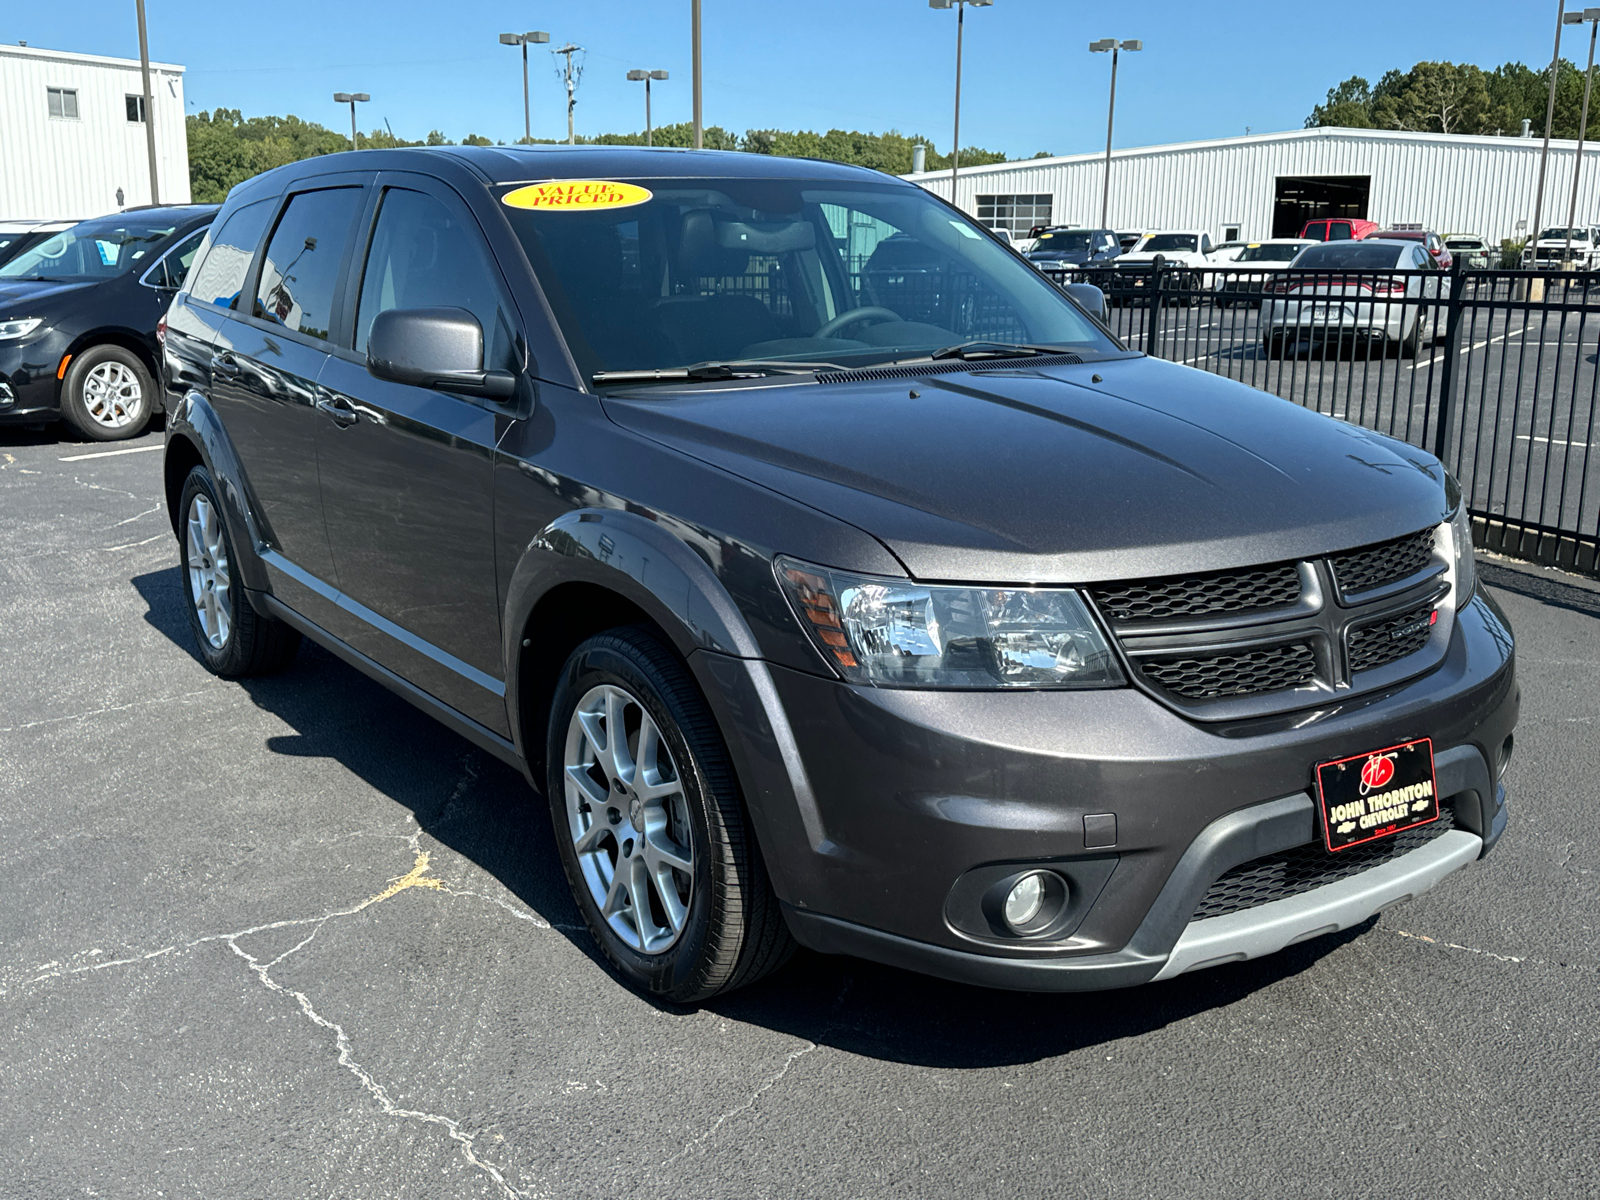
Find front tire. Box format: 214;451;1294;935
547;626;793;1003
177;466;301;677
60;345;155;441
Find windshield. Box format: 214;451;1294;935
1293;242;1405;269
500;177;1117;377
1235;243;1303;263
0;217;178;280
1137;234;1197;253
1031;231;1093;252
1539;227;1591;241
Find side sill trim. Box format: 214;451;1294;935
258;591;524;773
1151;828;1482;981
260;548;506;699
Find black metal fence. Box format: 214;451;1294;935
1047;262;1600;577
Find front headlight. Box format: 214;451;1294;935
777;557;1124;689
0;317;44;341
1443;472;1476;605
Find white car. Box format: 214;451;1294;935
1263;238;1448;357
1107;230;1217;301
1215;238;1316;306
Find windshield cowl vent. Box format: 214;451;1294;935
815;353;1083;385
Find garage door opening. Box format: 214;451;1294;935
1272;175;1371;238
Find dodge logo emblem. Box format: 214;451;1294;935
1359;753;1396;794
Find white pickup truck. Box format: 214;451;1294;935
1522;225;1600;270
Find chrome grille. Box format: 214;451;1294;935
1348;601;1437;673
1191;808;1456;921
1093;562;1301;624
1138;641;1316;700
1330;527;1436;597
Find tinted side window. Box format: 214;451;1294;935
188;200;273;308
354;187;516;370
254;187;364;341
151;229;207;288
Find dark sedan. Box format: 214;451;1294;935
160;147;1514;1003
0;205;217;440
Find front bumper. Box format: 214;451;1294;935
0;336;65;423
698;588;1517;991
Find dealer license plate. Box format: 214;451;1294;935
1315;738;1438;852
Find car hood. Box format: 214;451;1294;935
601;356;1449;584
0;278;97;311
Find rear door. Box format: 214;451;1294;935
312;174;524;734
211;177;369;625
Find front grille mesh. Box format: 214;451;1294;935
1330;527;1436;597
1191;808;1456;921
1093;563;1301;624
1138;641;1316;700
1348;602;1437;673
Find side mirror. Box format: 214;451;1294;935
367;306;517;400
1063;282;1109;324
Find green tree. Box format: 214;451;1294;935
1306;76;1376;128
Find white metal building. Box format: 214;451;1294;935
906;126;1600;246
0;43;190;220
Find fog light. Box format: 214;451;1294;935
1003;872;1047;929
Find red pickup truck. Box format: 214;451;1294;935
1300;217;1380;241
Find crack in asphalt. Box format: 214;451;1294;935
0;688;227;734
5;823;553;1199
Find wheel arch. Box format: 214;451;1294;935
60;329;161;408
162;393;272;594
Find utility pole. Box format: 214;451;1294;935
135;0;159;205
691;0;703;148
1532;0;1568;253
1563;9;1600;263
553;43;583;145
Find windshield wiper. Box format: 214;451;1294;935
928;340;1073;361
591;359;836;386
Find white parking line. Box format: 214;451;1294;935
58;444;164;462
1515;435;1593;447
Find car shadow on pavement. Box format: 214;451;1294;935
132;565;1363;1068
1480;560;1600;619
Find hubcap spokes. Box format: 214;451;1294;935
563;683;694;954
185;494;231;649
82;361;142;428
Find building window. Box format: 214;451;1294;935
47;87;80;120
126;94;146;123
976;194;1053;237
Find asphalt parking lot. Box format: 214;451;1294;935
2;426;1597;1199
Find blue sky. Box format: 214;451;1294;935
11;2;1568;157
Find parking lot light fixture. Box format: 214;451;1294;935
332;92;369;151
501;31;551;143
1091;38;1141;231
929;0;993;206
627;70;669;146
1562;9;1600;263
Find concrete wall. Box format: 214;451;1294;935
907;127;1600;245
0;44;190;220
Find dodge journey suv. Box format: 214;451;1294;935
161;147;1517;1002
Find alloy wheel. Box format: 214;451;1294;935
563;683;695;954
80;360;143;429
185;493;232;649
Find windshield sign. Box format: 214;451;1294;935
0;218;178;281
498;177;1118;380
1033;231;1093;251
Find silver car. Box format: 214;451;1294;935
1264;238;1448;357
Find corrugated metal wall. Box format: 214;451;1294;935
0;45;191;220
909;128;1600;244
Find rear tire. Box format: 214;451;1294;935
1261;331;1284;358
1398;312;1424;358
177;466;301;677
547;625;794;1003
60;344;155;442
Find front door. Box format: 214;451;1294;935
313;177;522;735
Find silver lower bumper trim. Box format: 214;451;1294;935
1152;828;1483;981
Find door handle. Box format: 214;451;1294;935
316;394;359;427
209;353;239;378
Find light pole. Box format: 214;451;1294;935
1531;0;1568;257
1563;8;1600;263
1090;38;1142;231
135;0;160;205
929;0;992;207
627;70;670;145
499;31;550;143
691;0;703;149
333;92;369;151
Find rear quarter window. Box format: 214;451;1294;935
187;199;274;309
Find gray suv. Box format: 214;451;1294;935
160;147;1517;1002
